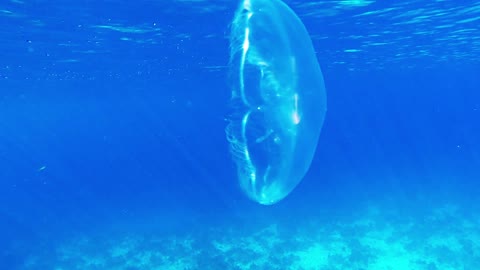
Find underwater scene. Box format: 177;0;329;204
1;0;480;269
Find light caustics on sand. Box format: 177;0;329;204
226;0;327;205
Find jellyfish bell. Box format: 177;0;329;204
226;0;327;205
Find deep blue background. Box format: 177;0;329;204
1;0;479;268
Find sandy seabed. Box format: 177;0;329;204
22;203;480;270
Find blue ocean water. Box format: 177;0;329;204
1;0;479;269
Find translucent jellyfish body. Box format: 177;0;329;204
226;0;327;205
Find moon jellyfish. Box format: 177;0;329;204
226;0;327;205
